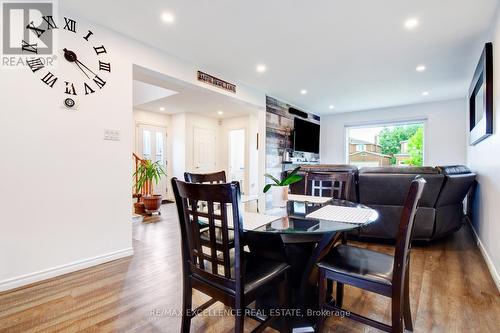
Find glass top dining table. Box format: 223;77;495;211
194;195;380;330
242;197;379;330
246;198;379;235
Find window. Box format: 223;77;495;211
155;132;164;163
137;124;168;197
142;130;151;160
346;121;425;167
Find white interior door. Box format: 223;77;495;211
193;127;216;172
228;129;246;192
137;125;168;197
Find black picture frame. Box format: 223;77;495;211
469;42;493;145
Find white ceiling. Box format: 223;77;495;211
63;0;498;114
132;81;177;106
133;65;260;118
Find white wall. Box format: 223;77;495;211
321;99;467;166
220;115;260;195
170;113;187;182
248;114;260;196
0;11;265;291
467;7;500;291
0;25;134;291
133;109;170;131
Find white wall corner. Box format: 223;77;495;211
0;248;134;293
469;223;500;292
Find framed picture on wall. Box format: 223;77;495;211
469;42;493;145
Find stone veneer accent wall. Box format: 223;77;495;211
265;95;320;207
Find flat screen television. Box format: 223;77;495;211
293;118;320;154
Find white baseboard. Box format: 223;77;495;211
469;223;500;292
0;248;134;293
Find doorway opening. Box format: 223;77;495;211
132;64;263;211
136;124;168;198
228;128;246;192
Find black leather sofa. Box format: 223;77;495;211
287;165;476;241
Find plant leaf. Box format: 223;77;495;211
133;159;166;192
282;174;303;186
279;166;301;185
288;166;301;178
264;173;280;185
263;184;273;193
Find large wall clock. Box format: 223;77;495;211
22;16;111;97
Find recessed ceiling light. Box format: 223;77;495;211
422;91;429;96
300;89;307;95
159;107;165;111
161;12;175;24
329;105;335;110
416;65;426;72
256;64;267;73
404;18;419;30
217;110;224;115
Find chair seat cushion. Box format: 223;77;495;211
243;255;289;294
200;228;235;245
199;252;289;295
318;245;394;286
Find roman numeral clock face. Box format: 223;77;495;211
22;16;111;104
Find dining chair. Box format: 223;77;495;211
184;170;227;184
171;178;290;333
305;172;352;200
184;171;232;249
316;177;426;333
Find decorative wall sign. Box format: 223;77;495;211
469;42;493;145
197;71;236;93
22;16;112;98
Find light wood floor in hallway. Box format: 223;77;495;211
1;203;499;332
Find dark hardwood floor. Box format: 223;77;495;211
0;203;499;332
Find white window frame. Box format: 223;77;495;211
344;118;427;165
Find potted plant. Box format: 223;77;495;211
133;160;167;214
263;166;303;207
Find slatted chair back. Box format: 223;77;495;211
172;178;244;293
184;171;227;184
391;177;426;328
305;172;352;200
393;177;426;279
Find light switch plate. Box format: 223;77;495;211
104;129;120;141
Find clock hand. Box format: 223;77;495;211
74;61;90;79
75;59;97;77
63;48;90;79
63;48;97;79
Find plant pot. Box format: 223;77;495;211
134;202;145;215
142;194;162;212
272;186;289;208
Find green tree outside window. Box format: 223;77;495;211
407;127;424;166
